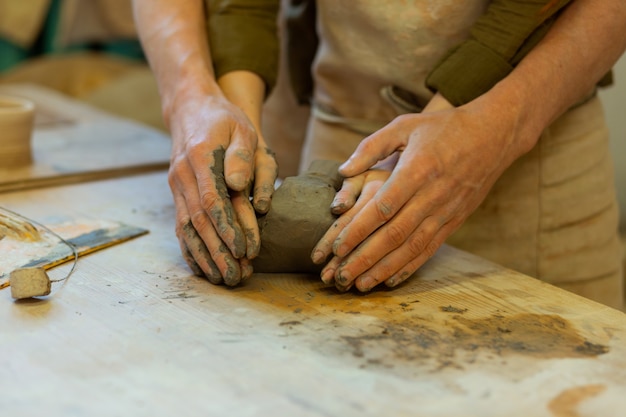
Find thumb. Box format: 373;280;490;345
338;126;403;177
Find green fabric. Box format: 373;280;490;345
206;0;612;107
207;0;280;97
426;0;572;105
0;39;29;73
0;0;144;74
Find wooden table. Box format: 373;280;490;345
0;83;171;192
1;171;625;417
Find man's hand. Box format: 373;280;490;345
314;95;526;292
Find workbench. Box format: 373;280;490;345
1;88;626;417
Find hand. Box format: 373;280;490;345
319;95;526;292
167;89;277;286
311;155;397;291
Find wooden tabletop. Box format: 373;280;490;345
1;171;625;417
0;83;171;193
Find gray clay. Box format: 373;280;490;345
252;160;343;273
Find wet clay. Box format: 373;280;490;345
253;160;343;273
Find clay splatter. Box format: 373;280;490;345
548;384;606;417
440;305;468;314
337;313;609;369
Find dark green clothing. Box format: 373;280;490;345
206;0;610;106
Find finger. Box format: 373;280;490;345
382;221;459;289
224;123;256;191
333;191;440;288
190;146;246;258
338;122;407;177
330;173;364;215
332;150;433;258
239;257;254;281
348;215;443;292
311;174;378;265
320;255;343;285
192;217;242;286
180;221;223;284
336;179;467;291
170;183;224;282
173;158;244;285
252;146;278;214
180;241;204;277
312;216;352;266
231;188;260;259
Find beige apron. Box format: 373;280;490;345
263;1;623;308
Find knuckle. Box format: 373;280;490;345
374;196;395;221
199;191;220;212
176;218;193;237
424;240;441;259
384;222;409;247
234;148;254;163
406;231;428;256
355;252;376;271
167;161;184;187
190;210;210;231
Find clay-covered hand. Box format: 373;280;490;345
311;155;397;291
167;89;277;286
319;94;527;292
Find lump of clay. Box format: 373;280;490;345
253;160;343;273
9;267;52;299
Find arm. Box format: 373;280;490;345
426;0;574;106
133;0;277;285
315;0;626;291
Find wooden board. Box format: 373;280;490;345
0;212;148;289
0;83;170;193
1;172;625;417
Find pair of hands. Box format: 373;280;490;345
167;90;277;286
169;92;520;292
312;96;520;292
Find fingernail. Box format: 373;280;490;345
334;243;349;257
241;263;253;281
330;202;345;215
335;282;353;292
254;198;270;213
386;276;398;287
320;268;335;284
229;173;246;190
336;270;351;285
311;250;325;264
358;276;375;292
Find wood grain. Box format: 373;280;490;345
1;172;625;417
0;83;170;193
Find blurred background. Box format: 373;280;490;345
0;0;624;249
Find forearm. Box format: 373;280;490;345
133;0;220;126
218;71;266;134
133;0;266;135
483;0;626;154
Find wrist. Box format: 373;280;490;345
161;67;223;130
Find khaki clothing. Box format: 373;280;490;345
207;0;591;106
0;0;136;49
210;0;623;308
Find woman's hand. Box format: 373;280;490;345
168;88;278;285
